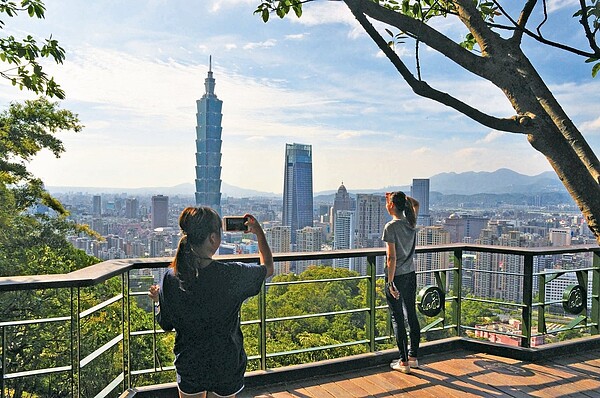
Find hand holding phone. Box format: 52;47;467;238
223;216;249;232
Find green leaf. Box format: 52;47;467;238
592;62;600;78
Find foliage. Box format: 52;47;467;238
0;0;65;98
240;265;389;369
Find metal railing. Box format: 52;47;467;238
1;244;599;397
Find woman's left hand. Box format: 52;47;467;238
148;284;160;303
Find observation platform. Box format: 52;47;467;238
126;338;600;397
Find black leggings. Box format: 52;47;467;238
386;271;420;362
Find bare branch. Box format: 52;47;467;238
492;0;598;57
347;0;488;78
511;0;537;44
578;0;600;55
344;0;526;134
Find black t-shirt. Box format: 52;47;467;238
157;260;267;381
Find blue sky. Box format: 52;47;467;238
2;0;599;194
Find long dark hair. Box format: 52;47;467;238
171;206;222;290
389;191;417;228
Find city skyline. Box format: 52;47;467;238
2;1;599;193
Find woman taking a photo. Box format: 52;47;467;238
382;191;420;374
149;206;273;397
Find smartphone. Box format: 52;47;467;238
223;216;249;232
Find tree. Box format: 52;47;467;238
1;0;65;98
255;0;600;243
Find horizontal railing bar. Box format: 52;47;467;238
131;365;175;376
0;316;70;328
267;275;368;286
80;334;123;368
131;329;164;337
3;365;71;379
461;325;526;339
467;268;524;277
2;244;597;291
95;372;124;398
265;339;371;358
267;308;369;323
80;294;123;319
537;267;597;276
463;296;527;308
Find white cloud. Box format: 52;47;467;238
580;117;600;133
547;0;579;12
243;39;277;50
291;2;355;26
477;130;506;144
285;33;306;40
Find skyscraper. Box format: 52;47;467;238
411;178;431;226
354;194;389;275
92;195;102;216
194;56;223;215
332;182;354;233
333;210;355;270
282;143;313;244
151;195;169;229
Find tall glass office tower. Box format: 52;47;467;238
411;178;431;226
282;143;314;244
194;57;222;215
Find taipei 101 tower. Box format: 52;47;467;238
194;56;223;215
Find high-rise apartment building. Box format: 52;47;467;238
151;195;169;229
415;226;450;286
282;143;313;244
296;226;323;274
354;194;389;275
194;57;223;215
265;225;292;275
332;182;353;231
125;198;139;219
333;210;355;271
92;195;102;216
443;214;490;243
411;178;431;226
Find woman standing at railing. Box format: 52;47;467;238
383;191;420;374
148;206;273;398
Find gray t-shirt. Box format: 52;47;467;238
381;217;417;276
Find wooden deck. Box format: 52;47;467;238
240;348;600;397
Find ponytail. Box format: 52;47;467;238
170;206;222;291
404;199;417;228
389;191;417;228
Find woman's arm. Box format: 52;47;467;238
385;241;400;299
245;214;274;278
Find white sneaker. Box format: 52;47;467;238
391;361;410;374
408;357;419;369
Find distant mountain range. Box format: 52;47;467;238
48;168;566;198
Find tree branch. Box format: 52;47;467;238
578;0;600;55
511;0;537;44
344;0;526;134
492;0;598;57
346;0;489;78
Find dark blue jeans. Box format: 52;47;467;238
386;271;420;362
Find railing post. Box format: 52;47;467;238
1;324;5;398
521;254;534;348
259;281;267;370
592;250;600;335
71;287;81;398
452;249;463;337
366;255;377;352
123;272;130;390
538;274;546;335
